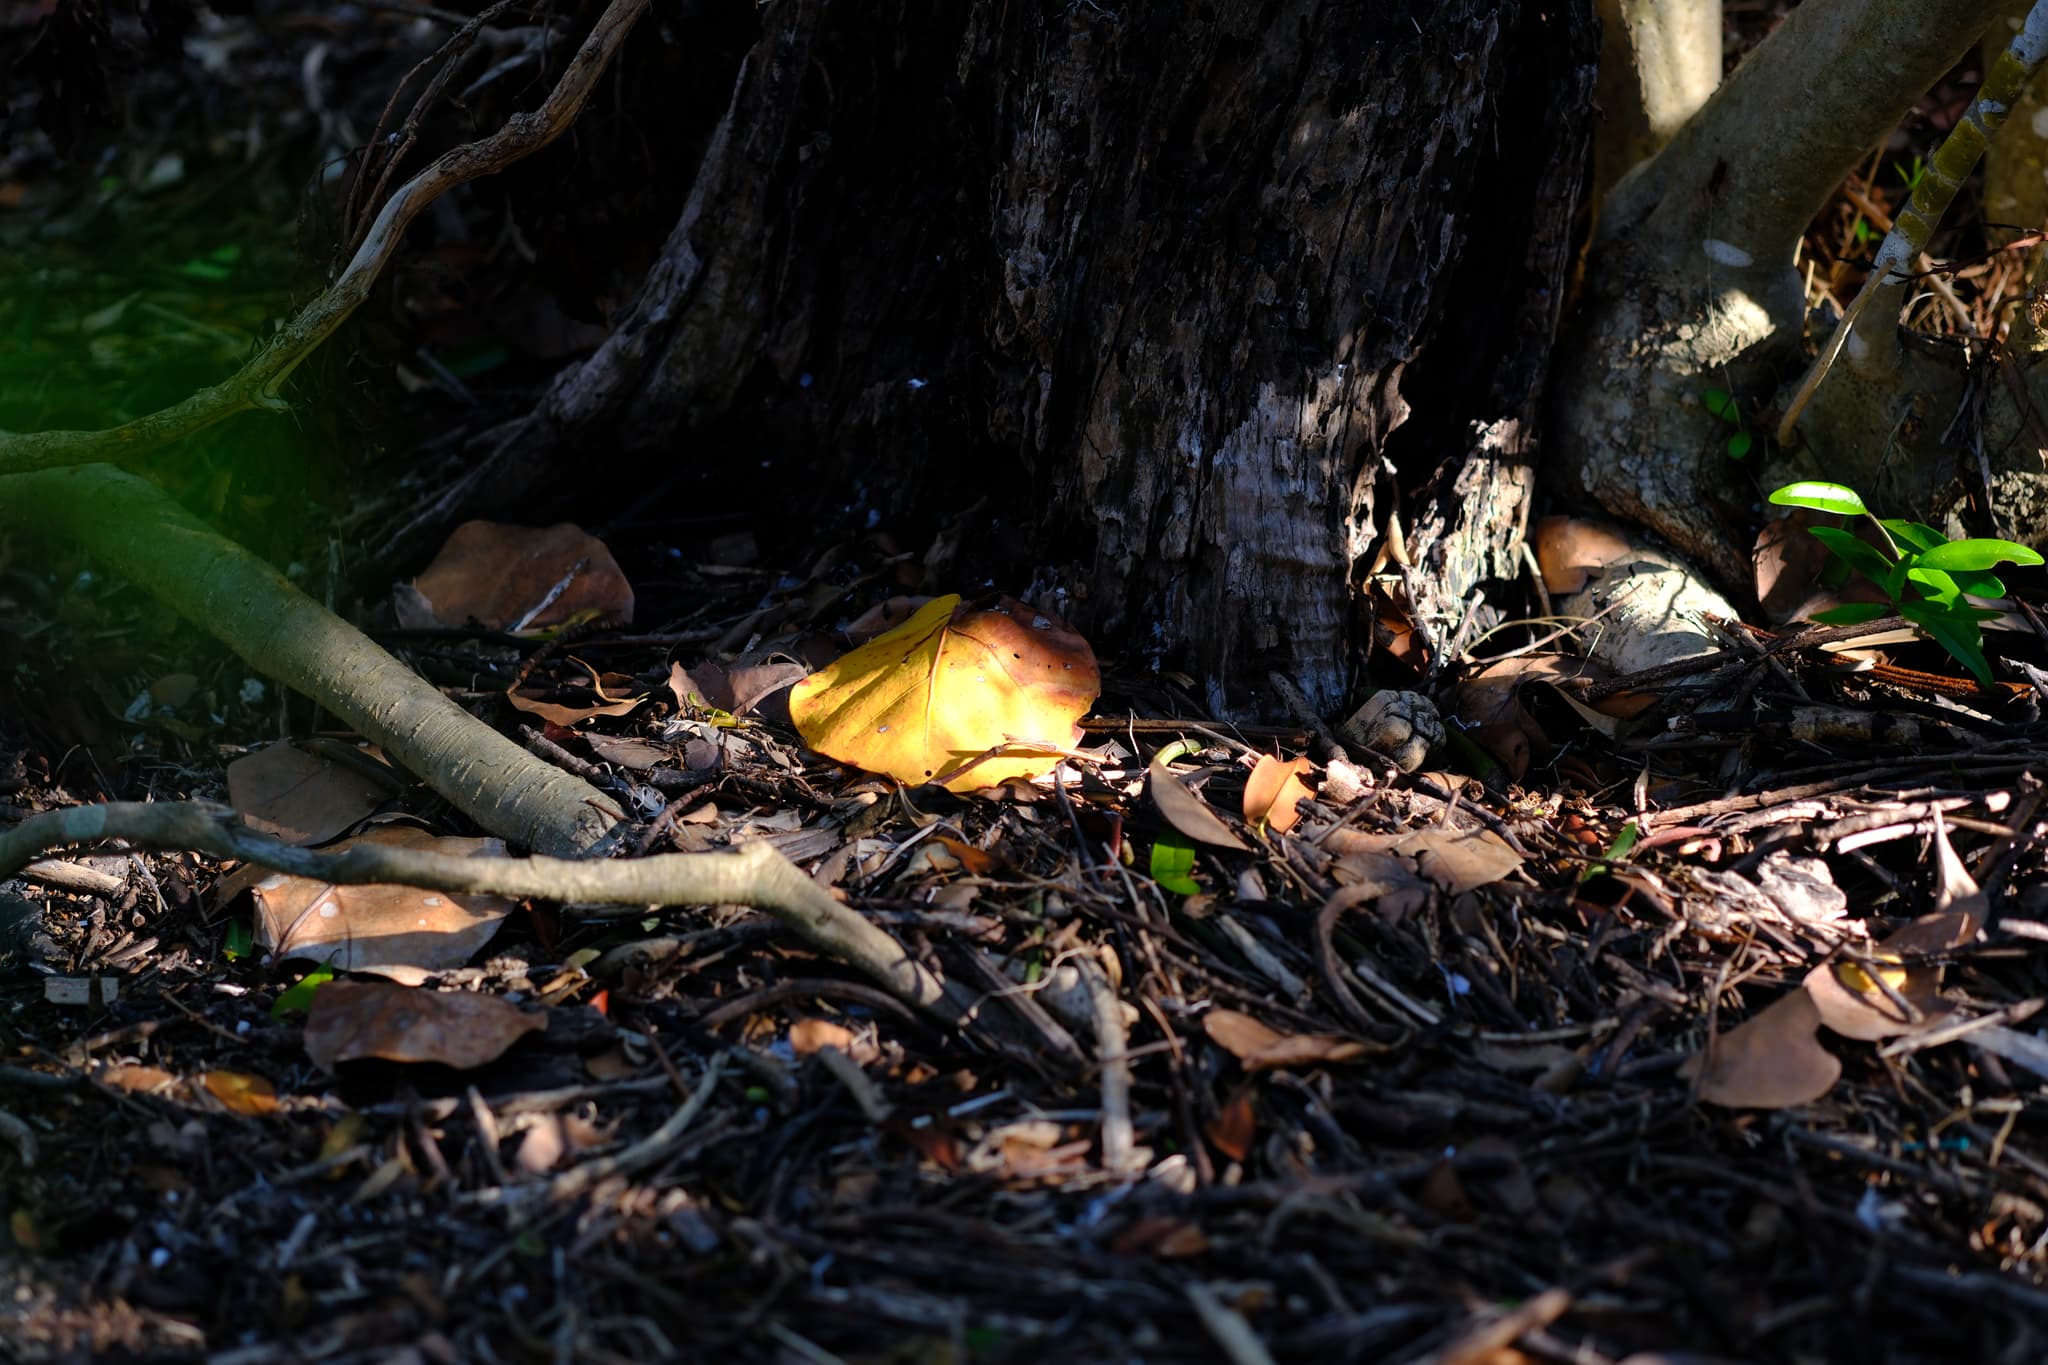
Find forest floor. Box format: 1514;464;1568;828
7;4;2048;1364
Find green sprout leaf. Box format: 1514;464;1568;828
1726;430;1753;459
1149;836;1201;896
1901;604;1993;685
1878;519;1948;555
1911;538;2044;573
270;965;335;1020
1701;388;1738;422
1769;482;1868;517
1806;527;1894;582
1905;566;1963;607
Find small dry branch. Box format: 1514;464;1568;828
0;801;972;1026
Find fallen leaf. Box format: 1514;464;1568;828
1323;826;1520;896
401;521;633;633
1110;1217;1211;1258
252;826;516;978
581;733;673;770
1532;515;1636;595
200;1070;279;1116
1202;1009;1366;1071
1148;751;1250;851
1327;847;1434;923
1403;827;1523;895
507;657;650;726
227;740;402;846
1205;1086;1256;1162
1683;989;1840;1108
788;1017;858;1056
1242;756;1313;833
790;594;1099;791
303;980;545;1070
96;1064;178;1095
1802;957;1946;1041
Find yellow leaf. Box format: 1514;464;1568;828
790;594;1099;792
201;1070;280;1116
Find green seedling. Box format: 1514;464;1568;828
1578;820;1640;884
1149;835;1200;895
1768;481;2044;686
270;964;335;1020
1701;387;1753;460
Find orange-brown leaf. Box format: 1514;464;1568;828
790;594;1099;791
1242;755;1313;833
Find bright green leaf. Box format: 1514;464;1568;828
1769;482;1868;517
1902;606;1992;685
1149;836;1201;895
1946;569;2009;599
1807;527;1895;582
1905;566;1962;606
1911;538;2044;572
1726;431;1753;459
1701;388;1737;422
1878;519;1947;554
270;965;335;1020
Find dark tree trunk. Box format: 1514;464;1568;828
433;0;1595;720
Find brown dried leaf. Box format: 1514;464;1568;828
1533;515;1635;595
1404;827;1523;895
788;1017;858;1056
227;740;402;846
403;521;633;633
96;1064;178;1094
1203;1009;1366;1071
1242;755;1313;833
1803;958;1946;1041
1204;1086;1256;1162
1683;989;1841;1108
1110;1217;1212;1258
303;980;545;1071
252;826;515;978
581;733;673;770
507;658;649;726
1148;750;1250;851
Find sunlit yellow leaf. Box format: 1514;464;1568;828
790;594;1099;791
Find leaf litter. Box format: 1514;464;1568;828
15;528;2048;1362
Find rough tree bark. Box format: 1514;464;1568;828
421;0;1596;720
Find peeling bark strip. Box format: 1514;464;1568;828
469;0;1594;717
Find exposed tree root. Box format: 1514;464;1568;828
0;465;626;856
0;801;974;1025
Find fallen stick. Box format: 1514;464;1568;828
0;801;971;1025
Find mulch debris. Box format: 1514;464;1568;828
6;5;2048;1364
